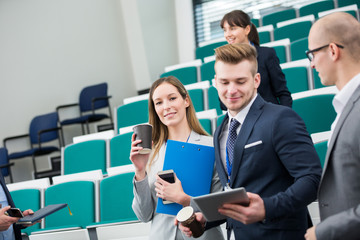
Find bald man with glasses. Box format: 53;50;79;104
305;12;360;240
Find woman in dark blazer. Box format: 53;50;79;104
220;10;292;109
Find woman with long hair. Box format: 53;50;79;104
130;76;224;240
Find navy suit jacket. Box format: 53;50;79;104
214;95;321;240
0;172;22;240
255;45;292;107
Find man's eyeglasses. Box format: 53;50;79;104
305;44;344;61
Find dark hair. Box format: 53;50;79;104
220;10;260;46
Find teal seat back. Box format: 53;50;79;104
314;141;328;168
338;0;360;8
100;172;137;222
45;181;95;228
208;86;223;115
199;119;212;136
110;132;133;167
259;31;271;44
216;114;226;127
117;100;149;133
299;0;334;18
160;67;198;85
188;89;204;112
201;60;215;82
293;94;336;134
251;18;260;27
262;8;297;28
282;67;309;94
10;189;41;234
343;10;358;19
274;21;312;42
196;41;227;61
290;37;308;61
313;69;324;89
64;140;106;175
272;45;287;63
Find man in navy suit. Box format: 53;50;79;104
180;43;322;240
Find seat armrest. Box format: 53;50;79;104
56;103;79;112
91;96;112;112
3;134;30;149
0;162;15;168
38;127;61;146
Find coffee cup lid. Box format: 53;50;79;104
176;206;194;222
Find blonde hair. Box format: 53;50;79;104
147;76;208;168
215;43;258;75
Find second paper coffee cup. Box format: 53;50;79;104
133;123;152;154
176;206;204;238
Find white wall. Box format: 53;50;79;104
0;0;136;142
0;0;191;181
137;0;179;81
0;0;185;143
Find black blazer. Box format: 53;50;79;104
220;45;292;110
0;172;22;240
215;96;321;239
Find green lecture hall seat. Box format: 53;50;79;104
292;94;336;134
338;0;360;8
195;41;227;62
199;118;212;136
272;45;288;64
188;89;204;112
10;189;41;235
274;21;312;42
290;37;308;61
160;67;198;85
298;0;335;18
99;172;138;223
313;68;327;89
251;18;260;27
207;86;223;116
63;140;107;175
282;67;310;94
201;60;215;82
109;132;133;167
116;99;149;133
258;30;272;44
262;8;297;28
43;181;96;230
314;140;328;168
216;114;226;127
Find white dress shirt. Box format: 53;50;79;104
219;94;258;182
329;73;360;144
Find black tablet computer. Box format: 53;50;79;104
192;187;249;222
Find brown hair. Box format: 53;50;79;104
220;10;260;46
215;43;258;75
147;76;208;168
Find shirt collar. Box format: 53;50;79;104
227;94;258;127
333;73;360;115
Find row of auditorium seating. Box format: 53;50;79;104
7;168;138;238
196;3;359;61
62;135;132;175
61;84;336;177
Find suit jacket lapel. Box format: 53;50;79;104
230;96;264;187
0;171;15;207
214;114;229;187
322;85;360;175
